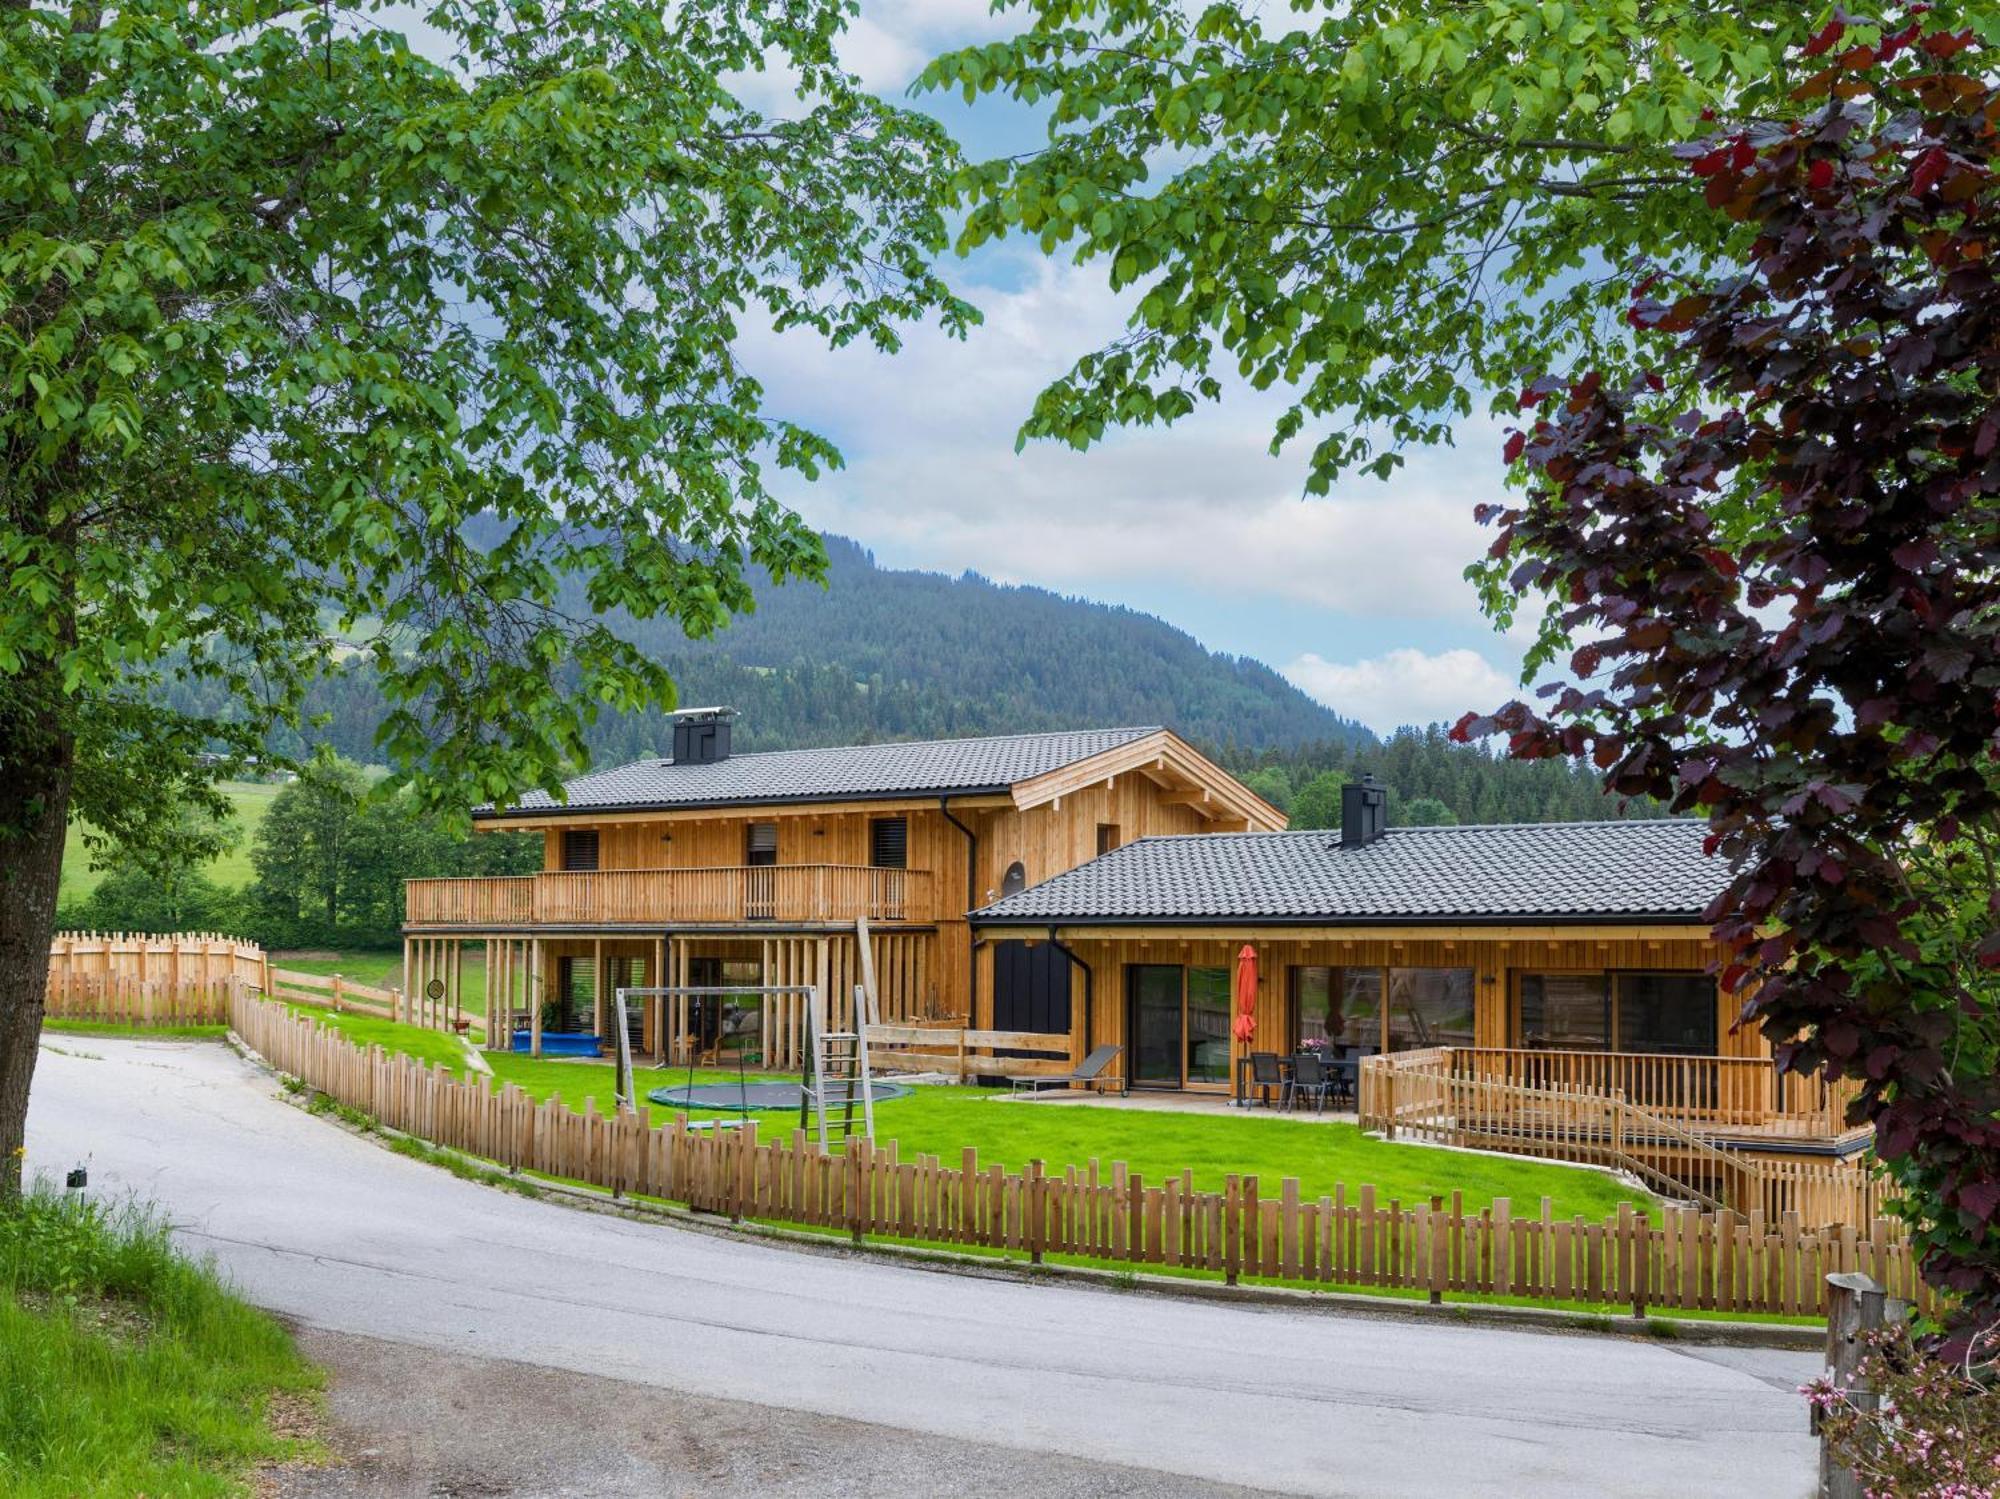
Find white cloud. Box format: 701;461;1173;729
1281;648;1522;736
747;257;1509;622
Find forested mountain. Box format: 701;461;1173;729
186;535;1369;763
156;534;1653;832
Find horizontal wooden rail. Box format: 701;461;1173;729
230;993;1935;1320
406;865;936;928
864;1022;1072;1082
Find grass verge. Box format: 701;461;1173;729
0;1180;322;1496
44;1020;229;1041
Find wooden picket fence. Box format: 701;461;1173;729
44;972;244;1028
230;993;1936;1318
49;931;264;989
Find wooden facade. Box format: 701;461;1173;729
965;919;1873;1185
972;924;1754;1078
402;730;1283;1060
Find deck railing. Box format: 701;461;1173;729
1359;1047;1884;1220
405;864;934;929
1444;1046;1862;1137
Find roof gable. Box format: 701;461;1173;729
972;820;1728;926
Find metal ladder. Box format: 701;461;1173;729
801;984;877;1152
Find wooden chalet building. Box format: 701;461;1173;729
969;778;1873;1189
403;713;1281;1064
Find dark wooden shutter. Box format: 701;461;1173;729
869;816;907;869
561;829;600;871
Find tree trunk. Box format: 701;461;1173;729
0;687;74;1200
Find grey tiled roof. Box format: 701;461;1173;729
973;820;1726;926
480;727;1160;818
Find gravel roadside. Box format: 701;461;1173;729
266;1325;1272;1498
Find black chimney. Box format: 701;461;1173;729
671;707;735;765
1340;774;1388;848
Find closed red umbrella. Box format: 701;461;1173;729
1232;943;1259;1044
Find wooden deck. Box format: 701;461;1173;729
405;865;935;929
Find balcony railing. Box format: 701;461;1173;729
405;865;934;929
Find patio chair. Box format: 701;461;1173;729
1012;1044;1126;1096
1248;1051;1289;1110
1290;1052;1334;1113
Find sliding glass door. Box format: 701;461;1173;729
1127;964;1232;1090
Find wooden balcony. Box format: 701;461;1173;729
404;865;936;930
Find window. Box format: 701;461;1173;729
1386;967;1475;1050
1615;973;1718;1055
560;828;599;871
1000;860;1027;898
1515;971;1719;1054
1290;966;1383;1052
869;816;908;869
551;956;595;1033
744;822;777;867
1096;822;1122;856
1518;973;1610;1051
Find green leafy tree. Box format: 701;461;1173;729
1400;796;1457;827
1287;771;1349;831
63;866;243;938
920;3;1988;501
249;754;367;937
1238;766;1294;815
0;0;969;1192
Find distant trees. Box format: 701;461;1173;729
1286;772;1349;832
1232;726;1658;830
243;754;538;949
60;805;246;935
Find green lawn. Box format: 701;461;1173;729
59;780;287;904
297;1007;1651;1220
0;1182;321;1495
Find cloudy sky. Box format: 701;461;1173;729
743;3;1526;737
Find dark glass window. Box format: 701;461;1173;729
1386;967;1475;1050
869;816;908;869
1186;966;1231;1084
1290;967;1383;1052
1518;974;1611;1051
560;828;599;871
1615;973;1718;1054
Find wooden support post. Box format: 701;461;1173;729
592;937;606;1042
452;939;463;1033
401;937;412;1023
529;940;543;1059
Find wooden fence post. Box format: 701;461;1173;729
1382;1066;1395;1140
1818;1271;1905;1499
1027;1159;1044;1266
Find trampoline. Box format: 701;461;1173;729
647;1079;912;1112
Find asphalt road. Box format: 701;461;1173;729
27;1037;1820;1498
